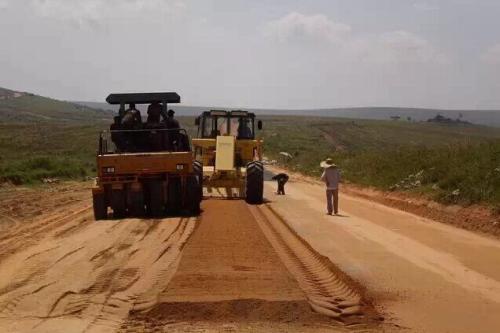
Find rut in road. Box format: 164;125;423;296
121;200;377;332
250;204;375;323
0;201;196;333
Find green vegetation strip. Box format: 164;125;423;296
261;116;500;207
2;115;500;208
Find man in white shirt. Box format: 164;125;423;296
320;158;341;215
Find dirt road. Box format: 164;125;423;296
1;171;499;333
0;185;196;332
265;167;500;333
0;184;375;332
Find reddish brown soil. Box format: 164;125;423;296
343;185;500;238
0;184;379;332
269;166;500;238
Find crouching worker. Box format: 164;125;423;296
272;173;289;195
320;158;340;215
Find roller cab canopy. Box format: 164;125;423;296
203;110;255;118
106;92;181;105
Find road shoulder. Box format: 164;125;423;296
264;167;500;333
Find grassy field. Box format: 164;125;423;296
0;117;197;185
260;117;500;207
2;100;500;208
0;123;106;184
0;89;112;184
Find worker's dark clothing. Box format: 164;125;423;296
121;109;142;127
238;124;252;139
120;109;142;151
163;116;181;151
147;103;162;124
272;173;289;195
165;116;180;129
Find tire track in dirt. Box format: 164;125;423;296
0;203;93;264
0;185;381;332
0;198;198;333
80;217;196;333
249;204;379;325
119;200;381;333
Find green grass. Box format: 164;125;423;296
0;117;195;185
1;156;88;185
338;143;500;205
2;112;500;207
260;116;500;206
0;123;106;184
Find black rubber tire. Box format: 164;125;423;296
167;178;182;215
185;175;202;215
148;182;163;218
192;161;203;201
92;192;107;220
129;190;145;217
246;161;264;204
193;160;203;178
111;189;127;218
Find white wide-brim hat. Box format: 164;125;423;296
320;158;337;168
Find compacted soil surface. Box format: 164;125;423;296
0;183;378;332
2;171;500;333
265;166;500;333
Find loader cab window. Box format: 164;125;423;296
217;117;229;136
235;117;254;139
201;114;215;138
199;112;255;139
200;113;228;138
229;117;240;137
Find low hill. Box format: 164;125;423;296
0;87;112;124
76;100;500;127
3;88;500;209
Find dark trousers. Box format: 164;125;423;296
277;180;286;195
326;189;339;214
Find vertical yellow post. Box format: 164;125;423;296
215;136;235;171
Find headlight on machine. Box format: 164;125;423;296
176;164;186;170
103;167;115;174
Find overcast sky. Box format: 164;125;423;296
1;0;500;109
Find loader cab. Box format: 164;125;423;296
195;110;262;140
192;109;264;203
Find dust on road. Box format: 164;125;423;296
0;184;378;333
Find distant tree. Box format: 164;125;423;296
407;116;412;122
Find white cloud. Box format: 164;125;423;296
263;12;351;44
30;0;186;27
263;13;448;65
480;43;500;65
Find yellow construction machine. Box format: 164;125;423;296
92;92;202;220
192;110;264;203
